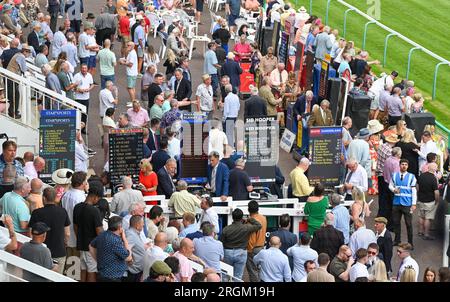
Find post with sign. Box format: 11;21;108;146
39;110;77;183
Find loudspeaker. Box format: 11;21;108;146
261;27;274;56
346;94;371;137
327;78;341;124
404;112;435;142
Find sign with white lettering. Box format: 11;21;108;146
280;129;295;153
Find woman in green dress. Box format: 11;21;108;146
304;183;329;236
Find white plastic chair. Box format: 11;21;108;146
157;32;167;59
146;12;161;38
215;0;226;12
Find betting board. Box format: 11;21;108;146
308;126;343;188
39;110;77;183
109;128;144;185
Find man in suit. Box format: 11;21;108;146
157;158;177;198
308;99;334;127
146;118;161;155
374;216;393;273
244;85;267;119
220;52;242;90
151;137;170;174
293;90;317;121
28;22;42;54
173;68;192;111
207;151;229;202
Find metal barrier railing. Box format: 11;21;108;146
303;0;450;145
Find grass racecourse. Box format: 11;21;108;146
290;0;450;128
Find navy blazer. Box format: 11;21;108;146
27;31;41;54
151;150;170;176
156;167;176;198
293;94;318;118
146;131;160;154
174;77;192;101
220;59;243;88
207;162;230;197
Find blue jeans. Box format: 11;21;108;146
60;0;66;15
101;75;116;90
223;248;247;280
210;74;219;97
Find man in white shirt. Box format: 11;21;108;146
223;84;240;148
110;176;144;215
73;64;95;130
349;218;377;257
61;171;88;272
269;63;288;90
23;157;45;180
52;25;67;60
78;23;99;74
395;242;419;282
198;195;219;234
143;232;169;280
119;41;138;101
342;158;368;199
417;131;439;172
349;248;369;282
99;81;119;118
208;119;228;159
253;236;292;282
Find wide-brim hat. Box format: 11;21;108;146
367;119;384;135
21;43;32;52
384;133;400;144
86;13;95;19
356;127;370;139
52;168;74;185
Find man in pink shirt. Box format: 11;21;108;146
24;157;45;180
173;238;195;282
127;100;150;127
233;34;252;62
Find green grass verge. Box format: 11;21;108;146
289;0;450;128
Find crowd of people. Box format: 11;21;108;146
0;0;449;283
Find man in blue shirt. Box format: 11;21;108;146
0;141;24;183
179;212;199;238
389;159;417;247
204;42;221;97
254;236;292;282
330;193;350;244
89;216;132;282
193;222;224;272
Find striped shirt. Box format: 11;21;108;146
376;142;393;176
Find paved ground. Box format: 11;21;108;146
68;0;447;279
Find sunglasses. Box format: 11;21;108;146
368;251;377;255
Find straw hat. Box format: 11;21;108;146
367;119;384;135
51;168;74;185
384;133;400;144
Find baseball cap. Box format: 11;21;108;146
32;222;51;235
151;261;172;275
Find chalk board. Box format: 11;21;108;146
39;110;77;183
308;126;343;188
244;116;279;183
180;112;208;183
109;128;144;185
278;31;289;66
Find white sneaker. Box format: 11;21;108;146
126;102;133;107
58;15;63;19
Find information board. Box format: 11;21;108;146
244;116;278;183
180;112;208;183
39;110;77;183
280;129;295;153
308;126;343;188
318;59;330;99
278;31;289;65
109;128;144;185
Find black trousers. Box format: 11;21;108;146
377;176;393;229
392;205;413;245
76;99;89;126
97;275;122;282
122;271;142;282
7;81;20;117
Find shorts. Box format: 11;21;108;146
80;250;97;273
417;201;437;220
127;75;137;88
80;56;89;66
228;14;239;26
137;47;144;58
70;19;81;33
196;0;204;12
88;55;97;68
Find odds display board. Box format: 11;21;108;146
244;116;278;183
318;58;330;99
109;128;144;185
39;110;77;183
308;126;343;188
180;112;208;184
